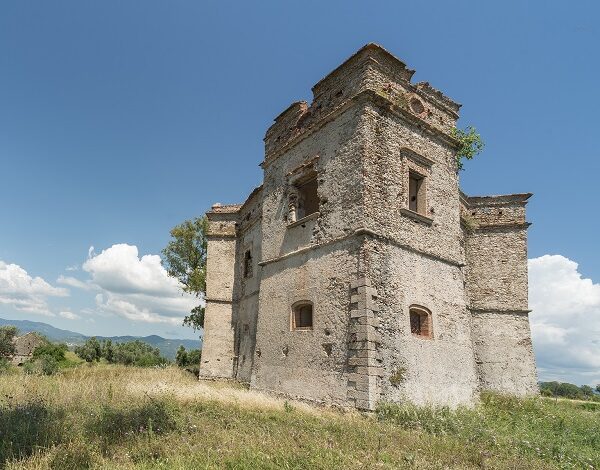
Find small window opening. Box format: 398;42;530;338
243;250;253;278
296;177;319;220
409;306;432;338
408;172;426;214
292;302;313;330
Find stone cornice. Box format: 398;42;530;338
258;227;464;269
469;307;531;315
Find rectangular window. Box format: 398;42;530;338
243;250;253;278
296;178;319;220
292;302;313;330
410;306;432;338
408;171;426;214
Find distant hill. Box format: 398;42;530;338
0;317;201;360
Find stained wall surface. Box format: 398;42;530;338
199;43;538;408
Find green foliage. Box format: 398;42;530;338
451;126;485;171
74;337;102;362
174;346;201;368
540;381;600;401
32;343;68;363
24;355;60;376
101;339;114;363
112;340;169;367
2;367;600;469
187;348;201;366
0;325;18;357
389;366;407;387
161;216;208;330
175;345;187;367
74;338;169;367
0;357;12;375
378;392;600;468
88;400;179;447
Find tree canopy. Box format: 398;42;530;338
0;326;19;358
162;216;208;330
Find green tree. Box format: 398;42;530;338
451;126;485;171
101;339;114;363
32;343;67;363
0;326;19;358
596;384;600;394
162;216;208;330
187;349;201;366
580;385;594;398
74;337;102;362
112;340;168;367
175;345;188;367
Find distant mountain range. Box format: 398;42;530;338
0;317;201;360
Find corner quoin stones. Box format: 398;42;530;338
199;43;538;409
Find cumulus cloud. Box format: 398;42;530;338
59;310;81;320
529;255;600;385
80;244;198;325
0;260;68;316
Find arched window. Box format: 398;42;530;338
292;301;313;330
409;305;432;338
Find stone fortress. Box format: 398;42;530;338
199;44;538;409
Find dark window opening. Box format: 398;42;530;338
408;171;426;214
410;306;432;338
243;250;253;278
292;302;313;330
296;178;319;220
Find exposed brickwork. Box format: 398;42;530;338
199;43;538;408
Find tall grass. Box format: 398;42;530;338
0;364;598;469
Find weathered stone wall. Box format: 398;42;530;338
367;239;479;406
231;189;262;382
251;239;360;405
464;195;538;394
200;43;538;407
199;207;239;378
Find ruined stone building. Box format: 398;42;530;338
199;44;538;409
11;332;46;365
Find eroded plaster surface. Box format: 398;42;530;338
199;44;538;408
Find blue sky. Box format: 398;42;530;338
0;1;598;384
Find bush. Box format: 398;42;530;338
0;357;12;375
88;400;179;447
32;343;67;363
112;340;169;367
23;355;60;376
74;337;102;362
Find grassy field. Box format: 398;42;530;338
0;365;599;469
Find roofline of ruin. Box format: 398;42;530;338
261;88;461;169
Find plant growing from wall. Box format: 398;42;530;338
451;126;484;171
389;366;407;387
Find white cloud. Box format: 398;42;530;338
0;260;68;316
65;265;79;272
529;255;600;385
59;310;81;320
81;244;198;324
57;275;96;291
